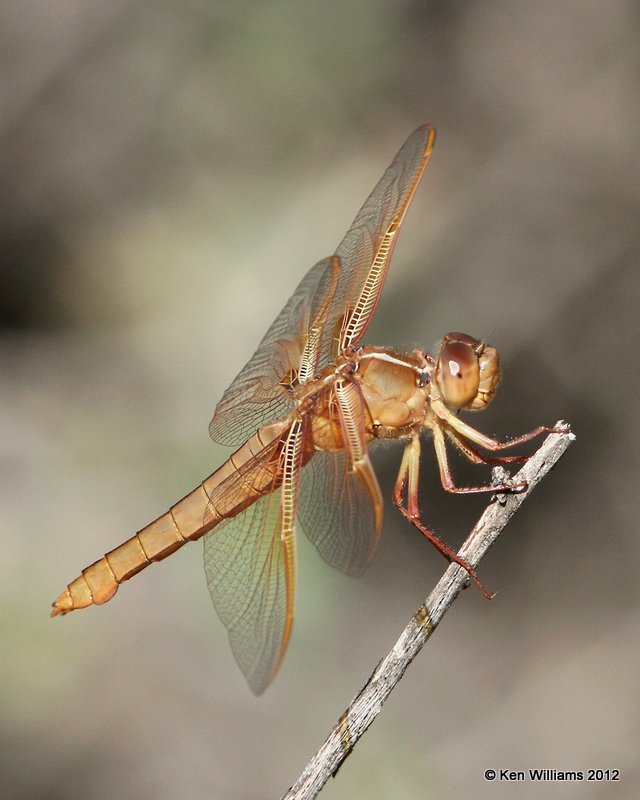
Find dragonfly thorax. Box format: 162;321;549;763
354;346;428;437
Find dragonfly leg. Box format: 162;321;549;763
393;436;493;599
431;399;566;452
444;426;529;466
433;425;527;494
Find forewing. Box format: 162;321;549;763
298;449;382;577
312;125;435;367
209;257;333;446
210;126;433;445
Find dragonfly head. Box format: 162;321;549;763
435;333;501;410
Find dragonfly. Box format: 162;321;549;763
52;125;562;694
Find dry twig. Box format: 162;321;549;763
281;421;574;800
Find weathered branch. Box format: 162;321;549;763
281;422;574;800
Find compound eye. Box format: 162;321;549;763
437;339;480;408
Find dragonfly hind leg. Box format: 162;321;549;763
393;436;493;599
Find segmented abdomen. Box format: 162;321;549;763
51;419;290;616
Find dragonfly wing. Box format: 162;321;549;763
210;127;433;446
203;420;305;694
312;125;435;367
204;489;289;695
209;257;334;447
298;448;383;577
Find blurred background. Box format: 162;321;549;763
2;2;639;798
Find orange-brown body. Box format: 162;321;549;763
355;347;429;436
51;348;427;617
51;126;562;696
51;420;289;615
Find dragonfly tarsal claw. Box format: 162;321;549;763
489;466;528;505
452;556;494;600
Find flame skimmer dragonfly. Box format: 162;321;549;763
52;125;560;694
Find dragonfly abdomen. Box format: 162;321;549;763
51;419;290;617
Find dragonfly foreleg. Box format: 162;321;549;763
444;426;529;466
431;399;563;452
